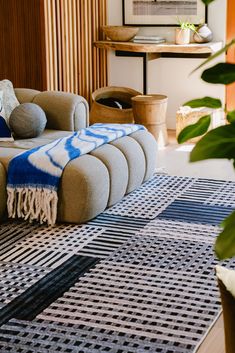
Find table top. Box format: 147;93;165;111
94;41;223;55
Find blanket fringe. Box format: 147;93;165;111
7;187;58;226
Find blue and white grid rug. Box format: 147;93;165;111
0;174;235;353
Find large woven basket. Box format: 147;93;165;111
90;86;141;125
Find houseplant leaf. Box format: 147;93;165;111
215;211;235;259
184;97;222;109
177;115;211;143
201;0;215;4
202;63;235;84
177;18;196;31
227;110;235;124
190;124;235;161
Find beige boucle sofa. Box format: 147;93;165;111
0;88;157;224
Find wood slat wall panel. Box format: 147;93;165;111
44;0;107;104
55;0;62;91
0;0;47;90
0;0;107;100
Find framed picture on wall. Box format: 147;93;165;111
122;0;207;26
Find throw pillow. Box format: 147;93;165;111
9;103;47;138
0;79;20;120
0;90;13;141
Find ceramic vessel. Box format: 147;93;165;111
193;24;213;43
175;28;190;45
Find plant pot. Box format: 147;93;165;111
193;24;213;43
175;28;190;45
216;266;235;353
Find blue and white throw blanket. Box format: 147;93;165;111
7;123;145;225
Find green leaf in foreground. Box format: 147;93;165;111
227;110;235;124
190;124;235;161
184;97;222;109
201;0;215;4
191;39;235;74
202;63;235;84
215;211;235;260
177;115;211;144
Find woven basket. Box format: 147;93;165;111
90;86;141;125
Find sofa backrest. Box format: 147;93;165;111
14;88;89;131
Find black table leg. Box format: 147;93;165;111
143;53;147;95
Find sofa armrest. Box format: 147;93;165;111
14;89;89;131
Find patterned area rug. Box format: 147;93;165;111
0;174;235;353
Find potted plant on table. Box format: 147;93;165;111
175;19;196;45
177;1;235;351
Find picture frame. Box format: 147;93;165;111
122;0;207;27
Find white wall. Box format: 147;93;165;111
107;0;227;129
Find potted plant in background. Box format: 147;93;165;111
177;1;235;350
175;19;196;45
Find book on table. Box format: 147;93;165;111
134;35;165;40
132;35;166;44
133;39;166;44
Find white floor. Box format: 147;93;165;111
157;131;235;181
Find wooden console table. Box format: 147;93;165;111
94;41;222;94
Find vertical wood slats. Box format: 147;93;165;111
0;0;46;90
43;0;107;105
